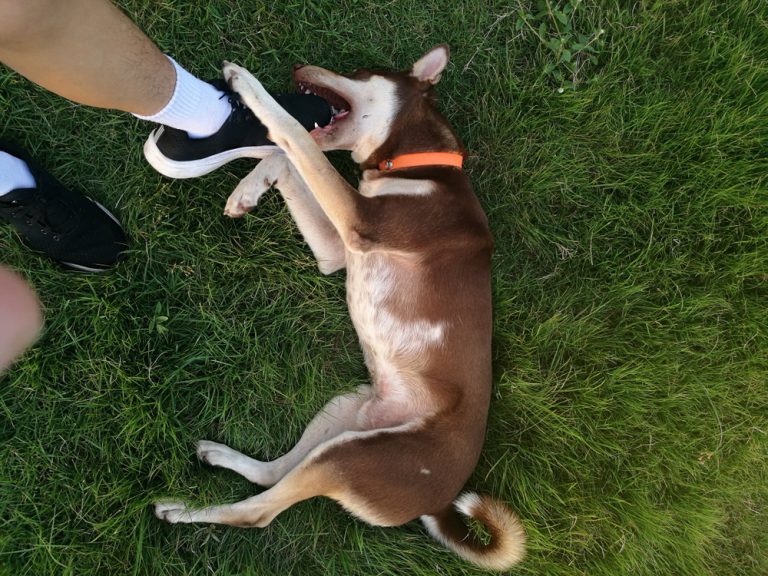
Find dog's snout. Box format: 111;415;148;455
293;63;307;72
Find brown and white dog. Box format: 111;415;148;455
155;46;526;571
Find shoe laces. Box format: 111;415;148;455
220;90;255;124
2;193;74;241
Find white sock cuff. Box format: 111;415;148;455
132;56;231;137
133;55;203;123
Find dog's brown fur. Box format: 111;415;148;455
155;46;526;571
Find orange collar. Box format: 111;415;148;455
378;152;464;172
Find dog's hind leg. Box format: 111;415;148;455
197;386;372;487
155;458;336;528
157;419;432;529
225;153;345;274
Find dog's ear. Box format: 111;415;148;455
411;45;450;85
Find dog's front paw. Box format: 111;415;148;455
196;439;239;467
224;189;251;218
222;61;245;86
222;61;259;100
224;177;270;217
221;62;275;125
154;501;192;524
224;155;287;217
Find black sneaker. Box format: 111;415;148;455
143;79;332;179
0;140;128;272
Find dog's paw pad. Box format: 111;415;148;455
222;63;244;86
196;440;233;466
154;501;189;523
224;189;261;217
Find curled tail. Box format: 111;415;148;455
421;492;526;571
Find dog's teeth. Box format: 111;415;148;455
314;122;320;128
305;89;312;95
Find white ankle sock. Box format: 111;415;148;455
132;56;232;138
0;152;36;197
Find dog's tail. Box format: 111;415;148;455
420;492;526;571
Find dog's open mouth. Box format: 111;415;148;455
297;81;351;134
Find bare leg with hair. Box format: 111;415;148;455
0;0;173;115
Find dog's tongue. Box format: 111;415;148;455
274;93;333;130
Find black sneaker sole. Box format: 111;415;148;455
143;127;280;179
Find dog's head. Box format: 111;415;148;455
294;45;454;164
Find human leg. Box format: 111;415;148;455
0;0;173;115
0;0;236;136
0;0;333;177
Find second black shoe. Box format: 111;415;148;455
143;80;332;179
0;140;128;272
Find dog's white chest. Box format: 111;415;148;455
346;253;444;365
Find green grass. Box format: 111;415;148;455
1;0;766;574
